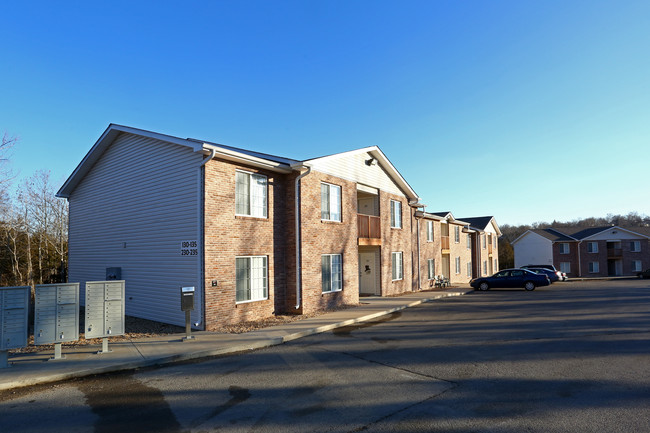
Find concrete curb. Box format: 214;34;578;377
1;289;471;391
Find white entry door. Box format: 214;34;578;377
359;252;379;295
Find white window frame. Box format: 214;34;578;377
321;254;343;293
482;235;486;249
631;241;641;252
235;170;268;218
483;260;487;275
392;251;403;281
454;226;460;243
390;200;402;229
321;182;342;222
466;234;471;249
426;221;433;242
427;259;435;280
455;256;461;274
587;242;598;253
632;260;642;272
466;262;472;277
588;262;599;273
559;243;570;254
560;262;571;274
235;256;268;303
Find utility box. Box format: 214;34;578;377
34;283;80;345
105;267;121;280
180;286;195;312
85;280;125;339
0;286;30;350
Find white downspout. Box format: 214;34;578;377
294;165;311;309
194;148;215;330
577;240;582;277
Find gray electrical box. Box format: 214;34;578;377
85;280;125;339
34;283;80;345
106;267;121;280
0;286;30;350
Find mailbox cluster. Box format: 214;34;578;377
0;280;125;368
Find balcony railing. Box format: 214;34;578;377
607;248;622;257
358;214;381;239
441;236;450;250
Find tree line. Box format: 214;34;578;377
0;134;68;286
497;212;650;269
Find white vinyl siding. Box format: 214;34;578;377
321;254;343;293
236;256;268;303
426;221;433;242
587;242;598;253
427;259;435;280
390;200;402;228
588;262;599;273
320;183;342;222
67;132;201;327
560;262;571;274
631;241;641;252
559;243;570;254
392;252;403;280
236;171;267;218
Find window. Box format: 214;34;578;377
236;171;268;218
467;234;471;249
466;262;472;277
321;254;342;293
560;262;571;274
483;261;487;275
455;256;461;274
426;221;433;242
587;242;598;253
559;243;570;254
427;259;435;280
390;200;402;228
588;262;599;273
631;241;641;252
494;236;497;248
392;252;403;280
454;226;460;243
632;260;642;272
482;235;486;249
320;183;341;222
236;256;268;303
494;259;498;272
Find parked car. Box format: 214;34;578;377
521;264;567;281
525;267;560;283
470;269;551;291
637;269;650;279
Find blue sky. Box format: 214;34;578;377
1;1;648;226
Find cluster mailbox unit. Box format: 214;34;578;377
0;286;30;368
34;283;80;360
85;280;125;354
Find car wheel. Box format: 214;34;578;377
524;281;536;291
479;282;489;291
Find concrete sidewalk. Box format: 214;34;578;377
0;287;472;391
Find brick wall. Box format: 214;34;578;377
553;241;578;276
381;192;413;296
297;171;359;314
203;158;289;329
415;216;442;290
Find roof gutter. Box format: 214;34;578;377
292;164;312;309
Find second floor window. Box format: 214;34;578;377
631;241;641;252
587;242;598;253
426;221;433;242
467;234;471;249
390;200;402;228
559;243;570;254
321;183;342;221
454;226;460;243
236;171;267;218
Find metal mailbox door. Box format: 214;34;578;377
35;283;79;345
85;281;125;339
1;287;30;350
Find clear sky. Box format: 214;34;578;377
1;1;649;226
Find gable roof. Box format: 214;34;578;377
303;146;419;201
511;228;574;245
458;216;502;236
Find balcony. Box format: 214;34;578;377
607;248;622;257
358;214;381;246
441;236;450;250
